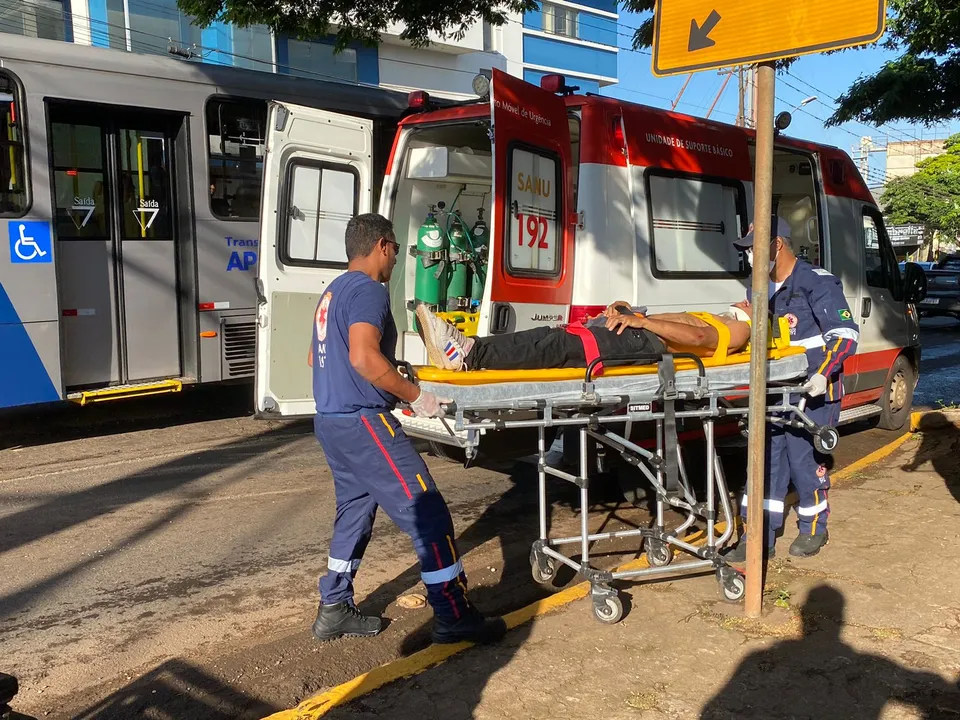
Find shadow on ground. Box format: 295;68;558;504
901;412;960;504
701;585;960;719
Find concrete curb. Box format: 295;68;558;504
262;409;945;720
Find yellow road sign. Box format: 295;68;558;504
652;0;886;77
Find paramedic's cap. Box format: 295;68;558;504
733;216;792;250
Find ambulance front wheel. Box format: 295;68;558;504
813;428;839;454
877;355;915;431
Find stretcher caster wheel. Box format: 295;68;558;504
717;568;746;603
593;595;623;624
531;556;557;585
813;428;839;454
645;540;672;567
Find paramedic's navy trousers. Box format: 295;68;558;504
314;410;470;621
741;396;840;545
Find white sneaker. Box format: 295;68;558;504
415;304;469;370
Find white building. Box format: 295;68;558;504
2;0;620;99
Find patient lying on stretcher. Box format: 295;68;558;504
415;302;752;372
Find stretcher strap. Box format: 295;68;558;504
686;312;732;361
564;322;604;376
659;356;679;497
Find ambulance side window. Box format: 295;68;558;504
645;171;749;278
862;210;903;301
280;159;359;267
506;144;562;277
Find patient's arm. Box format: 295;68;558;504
605;314;719;350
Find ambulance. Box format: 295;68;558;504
254;69;927;457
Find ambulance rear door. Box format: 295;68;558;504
255;101;373;416
481;69;575;335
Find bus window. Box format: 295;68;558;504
0;72;28;216
206;98;267;221
646;171;748;278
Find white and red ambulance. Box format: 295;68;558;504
254;69;925;454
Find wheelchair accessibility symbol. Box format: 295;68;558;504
8;221;53;264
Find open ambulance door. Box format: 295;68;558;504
255;102;374;416
481;69;576;334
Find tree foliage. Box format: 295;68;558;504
880;132;960;237
176;0;537;50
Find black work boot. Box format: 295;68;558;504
312;601;383;641
789;531;829;557
432;607;507;645
722;536;776;563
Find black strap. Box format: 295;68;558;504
658;355;679;497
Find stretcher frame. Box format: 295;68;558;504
411;350;838;624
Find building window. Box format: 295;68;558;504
206;98;267;221
646;172;748;278
232;25;274;71
0;0;70;41
282;39;358;83
0;72;28;217
282;161;358;267
542;2;579;39
127;0;202;56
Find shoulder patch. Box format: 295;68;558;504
812;268;834;277
838;308;853;321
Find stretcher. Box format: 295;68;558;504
403;319;840;623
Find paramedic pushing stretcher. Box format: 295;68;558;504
725;217;859;560
308;213;505;645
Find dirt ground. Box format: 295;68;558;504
314;416;960;720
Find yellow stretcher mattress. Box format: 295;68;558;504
415;315;804;387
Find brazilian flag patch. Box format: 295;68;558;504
838;309;852;321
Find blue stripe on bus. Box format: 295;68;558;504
0;281;59;409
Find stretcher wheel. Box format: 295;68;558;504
718;570;746;603
530;556;557;585
645;540;672;567
593;595;623;624
813;427;839;454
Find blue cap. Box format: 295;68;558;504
734;216;792;249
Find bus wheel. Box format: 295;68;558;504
877;356;914;431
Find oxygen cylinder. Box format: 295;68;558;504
414;210;447;311
469;209;489;305
446;214;470;311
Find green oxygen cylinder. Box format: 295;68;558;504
469;208;489;306
446;213;470;311
414;209;447;311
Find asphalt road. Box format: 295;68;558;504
1;323;954;719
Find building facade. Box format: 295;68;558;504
2;0;619;99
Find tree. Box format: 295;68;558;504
621;0;959;128
880;132;960;238
177;0;537;51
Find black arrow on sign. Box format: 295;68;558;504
688;9;721;52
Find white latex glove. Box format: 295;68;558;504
804;373;828;398
410;389;452;418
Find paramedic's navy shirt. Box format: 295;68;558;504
312;271;398;414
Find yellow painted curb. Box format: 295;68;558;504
263;411;941;720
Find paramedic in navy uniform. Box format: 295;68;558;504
308;213;506;644
725;217;859;560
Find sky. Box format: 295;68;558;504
600;9;960;189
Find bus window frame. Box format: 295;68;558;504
643;168;750;281
204;94;268;223
0;69;31;218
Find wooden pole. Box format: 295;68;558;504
744;61;776;619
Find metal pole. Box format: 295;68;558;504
706;70;733;119
671;73;694;110
744;61;776;619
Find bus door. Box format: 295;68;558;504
254;102;373;416
49;104;183;389
482;69;575;335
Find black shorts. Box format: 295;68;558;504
589;326;666;366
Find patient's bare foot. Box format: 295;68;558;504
415;304;473;370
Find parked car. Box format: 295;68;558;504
916;254;960;321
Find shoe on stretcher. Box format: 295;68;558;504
416;304;471;371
